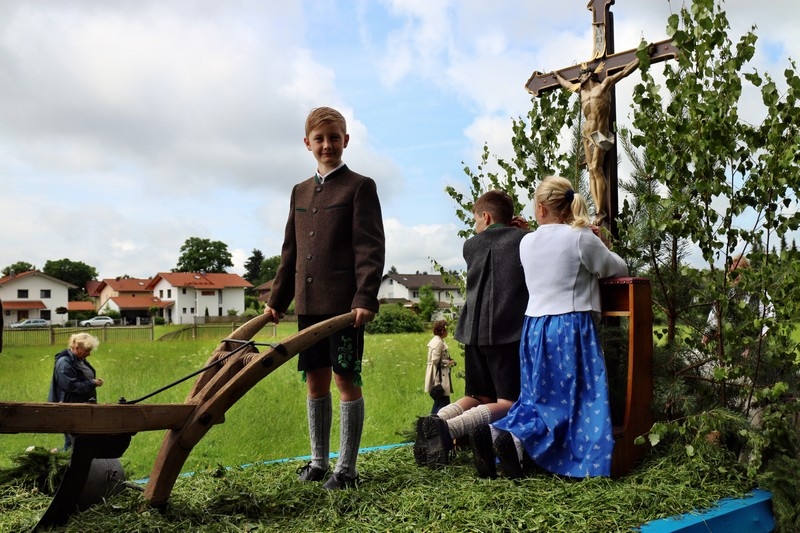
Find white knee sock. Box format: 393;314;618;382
436;403;464;420
446;404;492;439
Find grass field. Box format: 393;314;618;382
0;325;764;532
0;323;460;480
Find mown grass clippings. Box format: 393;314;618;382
0;439;754;533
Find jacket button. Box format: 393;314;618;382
312;207;318;214
308;231;315;237
315;186;322;192
306;277;313;283
306;254;312;260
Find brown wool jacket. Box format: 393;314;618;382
268;165;385;316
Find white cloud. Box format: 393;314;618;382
0;0;797;281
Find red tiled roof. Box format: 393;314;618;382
68;301;96;312
147;272;252;290
102;277;153;292
382;273;461;291
2;300;47;310
85;280;104;297
0;270;77;289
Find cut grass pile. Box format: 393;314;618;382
0;438;752;532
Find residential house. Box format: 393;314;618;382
378;272;464;319
146;272;252;324
93;277;170;325
254;279;273;304
0;270;75;326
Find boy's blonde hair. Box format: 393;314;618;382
534;175;592;228
305;107;347;137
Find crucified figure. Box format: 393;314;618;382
553;56;640;226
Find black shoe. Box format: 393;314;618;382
413;417;428;467
322;471;360;490
420;415;453;467
297;461;328;482
493;430;524;479
469;424;497;479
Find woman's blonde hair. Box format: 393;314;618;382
69;332;100;352
534;175;592;228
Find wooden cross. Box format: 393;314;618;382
525;0;678;234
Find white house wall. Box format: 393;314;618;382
152;280;247;324
0;276;70;326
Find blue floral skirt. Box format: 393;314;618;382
493;312;614;477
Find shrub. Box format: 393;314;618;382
367;304;424;334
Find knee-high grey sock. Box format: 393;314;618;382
446;404;492;439
436;403;464;421
335;397;364;476
308;393;332;470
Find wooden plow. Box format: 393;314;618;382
0;312;356;531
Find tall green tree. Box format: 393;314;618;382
417;285;438;322
42;258;98;300
243;249;265;285
174;237;233;273
2;262;36;277
259;256;280;283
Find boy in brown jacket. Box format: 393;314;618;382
264;107;385;489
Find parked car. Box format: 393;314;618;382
10;318;49;329
79;316;115;327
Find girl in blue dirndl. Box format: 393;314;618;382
492;175;628;478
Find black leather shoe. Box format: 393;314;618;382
469;424;497;479
413;417;428;467
420;415;453;467
296;461;328;482
322;471;360;490
493;430;524;479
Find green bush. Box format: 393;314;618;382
367;304;424;334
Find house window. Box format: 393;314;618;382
190;307;195;314
218;307;222;316
412;291;419;298
159;290;163;298
182;288;187;294
201;290;214;296
218;291;222;304
167;289;172;298
40;289;51;298
41;310;51;320
182;308;187;314
17;289;28;298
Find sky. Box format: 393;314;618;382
1;0;798;281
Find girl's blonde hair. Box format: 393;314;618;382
534;175;592;228
69;332;100;352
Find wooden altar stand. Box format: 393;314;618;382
600;277;654;478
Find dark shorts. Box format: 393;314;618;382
464;342;521;402
297;314;364;376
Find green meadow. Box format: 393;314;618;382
0;326;760;532
0;324;453;479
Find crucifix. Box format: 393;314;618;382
526;0;678;234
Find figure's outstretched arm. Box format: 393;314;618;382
603;56;641;87
552;70;581;93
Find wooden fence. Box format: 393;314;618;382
2;325;155;347
2;321;278;347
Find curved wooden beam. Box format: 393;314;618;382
143;311;356;507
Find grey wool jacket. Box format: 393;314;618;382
268;165;385;315
454;225;529;346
